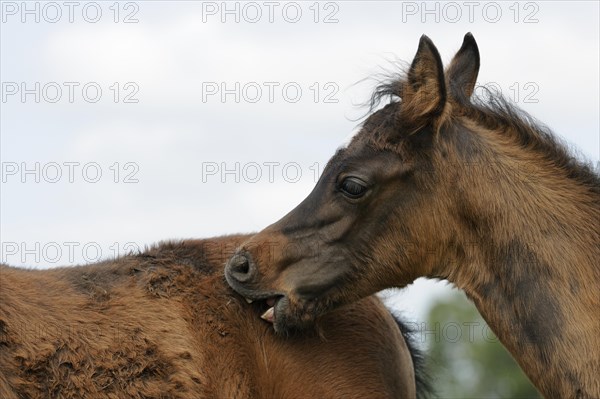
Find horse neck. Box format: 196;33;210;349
438;122;600;397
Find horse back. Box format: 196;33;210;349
0;236;418;398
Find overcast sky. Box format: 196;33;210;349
1;1;598;321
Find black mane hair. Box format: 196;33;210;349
390;312;435;399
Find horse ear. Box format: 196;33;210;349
446;32;480;101
401;35;447;127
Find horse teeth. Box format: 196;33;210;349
261;307;274;323
245;298;253;304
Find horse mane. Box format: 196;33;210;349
389;311;434;399
466;91;600;196
365;73;600;196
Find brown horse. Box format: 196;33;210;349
225;34;600;398
0;234;430;399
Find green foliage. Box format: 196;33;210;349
423;290;541;399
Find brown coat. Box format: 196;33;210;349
0;235;420;399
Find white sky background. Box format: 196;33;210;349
1;1;598;322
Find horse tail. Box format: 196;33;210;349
391;311;435;399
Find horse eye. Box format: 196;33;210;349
340;177;368;198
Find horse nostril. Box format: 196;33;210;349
232;255;250;274
226;253;256;283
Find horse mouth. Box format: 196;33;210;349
243;295;282;324
240;293;317;334
226;274;323;333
